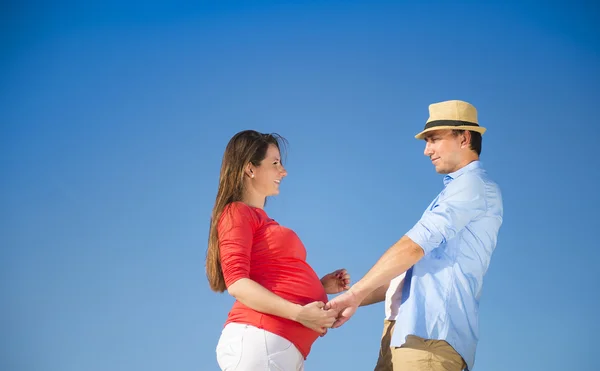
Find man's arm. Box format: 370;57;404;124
359;282;389;307
350;236;423;305
326;176;486;327
351;176;486;303
324;236;422;327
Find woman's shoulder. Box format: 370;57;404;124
221;202;267;225
224;201;251;212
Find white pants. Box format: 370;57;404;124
216;323;305;371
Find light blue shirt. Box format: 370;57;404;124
391;160;503;371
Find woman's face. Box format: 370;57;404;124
250;144;288;197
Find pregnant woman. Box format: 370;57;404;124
206;130;350;370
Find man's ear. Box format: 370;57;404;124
460;130;471;149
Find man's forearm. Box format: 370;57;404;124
359;282;389;307
350;235;423;302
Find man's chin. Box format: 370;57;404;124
434;166;449;174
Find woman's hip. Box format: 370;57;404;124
216;323;305;371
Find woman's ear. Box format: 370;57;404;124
244;163;255;178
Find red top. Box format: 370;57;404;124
218;202;328;359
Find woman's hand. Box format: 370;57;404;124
293;301;338;334
227;279;337;335
321;268;351;294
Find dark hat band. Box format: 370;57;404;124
424;120;479;130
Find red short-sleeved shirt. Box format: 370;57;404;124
218;202;328;359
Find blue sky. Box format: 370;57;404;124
1;1;598;370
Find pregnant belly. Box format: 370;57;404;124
254;262;328;304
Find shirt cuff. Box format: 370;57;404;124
224;273;248;289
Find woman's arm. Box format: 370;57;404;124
228;278;336;333
219;203;336;333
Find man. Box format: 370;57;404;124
326;100;503;371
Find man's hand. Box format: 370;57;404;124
321;268;351;294
324;290;361;328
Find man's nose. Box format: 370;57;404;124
424;142;434;156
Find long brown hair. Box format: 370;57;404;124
206;130;287;292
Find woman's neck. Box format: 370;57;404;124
242;188;265;209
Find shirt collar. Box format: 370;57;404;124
443;160;482;186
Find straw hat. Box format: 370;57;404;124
415;100;487;139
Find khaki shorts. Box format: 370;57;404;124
374;320;396;371
374;320;467;371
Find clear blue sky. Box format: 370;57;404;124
1;1;598;370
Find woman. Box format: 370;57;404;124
206;130;350;370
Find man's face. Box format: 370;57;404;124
422;129;466;174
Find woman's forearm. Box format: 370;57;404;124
227;278;302;321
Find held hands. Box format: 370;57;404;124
324;290;361;328
295;269;352;336
295;301;338;335
320;268;351;294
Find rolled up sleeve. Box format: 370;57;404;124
217;202;256;288
406;176;486;255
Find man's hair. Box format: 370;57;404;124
452;130;482;156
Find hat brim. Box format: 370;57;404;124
415;125;487;140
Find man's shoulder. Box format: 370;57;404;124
459;166;500;190
451;170;486;190
461;167;504;212
447;169;502;207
